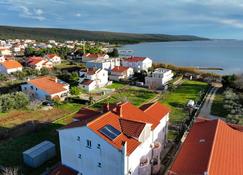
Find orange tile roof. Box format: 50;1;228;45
87;111;141;155
115;102;169;129
111;66;129;73
62;102;169;156
169;119;243;175
28;76;68;95
1;60;22;69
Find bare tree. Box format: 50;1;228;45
1;167;19;175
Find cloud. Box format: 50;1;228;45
75;13;81;17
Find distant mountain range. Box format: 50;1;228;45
0;25;209;43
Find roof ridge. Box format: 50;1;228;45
206;119;221;174
87;111;117;126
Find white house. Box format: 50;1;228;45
0;60;23;74
85;57;120;71
21;76;69;101
109;66;134;81
53;102;170;175
82;53;109;62
27;56;53;70
122;57;152;72
45;54;62;64
0;55;5;63
145;68;174;89
79;68;109;92
0;47;12;56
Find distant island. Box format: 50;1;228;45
0;25;208;44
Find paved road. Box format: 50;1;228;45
198;87;219;119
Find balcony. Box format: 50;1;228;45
138;156;151;175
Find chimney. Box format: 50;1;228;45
116;103;122;117
103;103;110;113
55;77;58;83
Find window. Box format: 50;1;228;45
77;136;80;141
30;86;33;90
86;140;92;148
78;154;82;159
98;162;101;168
97;144;101;149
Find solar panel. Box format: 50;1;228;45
99;124;121;140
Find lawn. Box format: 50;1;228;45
159;80;208;124
91;86;157;110
211;88;228;118
106;82;126;89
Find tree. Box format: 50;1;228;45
70;86;81;96
1;167;19;175
108;48;119;57
40;67;49;75
69;72;80;86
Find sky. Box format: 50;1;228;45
1;0;243;39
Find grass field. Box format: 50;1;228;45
0;103;81;129
160;80;208;124
106;82;126;89
91;86;157;110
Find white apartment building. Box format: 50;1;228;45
122;57;152;72
79;68;109;92
53;102;170;175
145;68;174;89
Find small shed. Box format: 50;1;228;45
187;100;195;107
23;140;56;168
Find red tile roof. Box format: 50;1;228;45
28;76;68;95
83;53;106;59
47;54;58;59
169;119;243;175
111;66;129;73
50;165;77;175
123;56;146;62
81;79;94;85
27;56;43;65
1;60;22;69
73;108;101;121
119;118;146;139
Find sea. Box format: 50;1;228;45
120;40;243;75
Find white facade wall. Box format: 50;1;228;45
85;58;120;71
109;68;134;81
0;65;22;74
59;127;125;175
122;58;152;72
145;70;173;89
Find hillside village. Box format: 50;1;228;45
0;38;242;175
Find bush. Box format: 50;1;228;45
70;86;81;95
0;92;29;113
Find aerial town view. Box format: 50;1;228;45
0;1;243;175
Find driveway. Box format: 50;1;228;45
198;87;219;119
